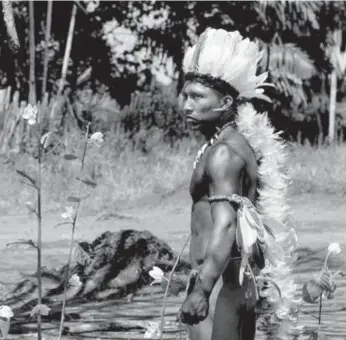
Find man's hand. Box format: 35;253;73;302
177;287;209;325
319;271;337;293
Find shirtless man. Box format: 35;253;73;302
175;28;267;340
176;28;335;340
180;80;260;340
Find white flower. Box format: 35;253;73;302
88;132;104;146
61;206;76;222
328;243;341;255
69;274;82;288
40;132;53;148
23;104;38;125
275;306;290;320
86;0;99;13
144;321;161;338
149;266;165;285
0;305;14;318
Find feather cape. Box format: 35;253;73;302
235;103;301;340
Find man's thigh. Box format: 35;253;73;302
211;283;257;340
187;277;223;340
240;309;257;340
210;285;240;340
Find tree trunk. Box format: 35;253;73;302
49;3;77;130
41;0;53;99
28;0;36;104
58;3;77;95
328;71;337;143
315;111;323;145
1;0;20;53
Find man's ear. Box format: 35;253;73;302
221;96;233;111
213;95;234;112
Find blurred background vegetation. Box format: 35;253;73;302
1;0;346;214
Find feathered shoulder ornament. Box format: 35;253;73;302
235;103;301;340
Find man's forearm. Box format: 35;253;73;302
198;222;237;295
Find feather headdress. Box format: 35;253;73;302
183;28;273;102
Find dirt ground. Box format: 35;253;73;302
1;189;346;339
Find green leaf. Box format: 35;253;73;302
30;304;51;318
67;196;81;203
25;202;37;215
40;132;53;149
16;170;36;186
74;242;92;266
302;278;322;304
54;222;72;228
308;330;328;340
76;177;97;188
63;154;78;160
6;239;37;249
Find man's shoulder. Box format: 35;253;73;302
205;142;245;178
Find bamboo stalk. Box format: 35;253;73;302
58;3;77;96
1;0;20;53
41;0;53;98
328;70;337;144
49;3;77;133
5;85;11;110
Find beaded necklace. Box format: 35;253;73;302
193;121;237;169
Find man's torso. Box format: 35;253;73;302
189;127;258;287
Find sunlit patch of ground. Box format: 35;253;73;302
1;190;346;339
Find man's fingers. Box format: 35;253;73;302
179;312;197;325
320;276;332;286
176;309;182;323
177;305;200;325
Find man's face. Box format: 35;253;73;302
181;81;223;130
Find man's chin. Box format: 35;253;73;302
187;121;202;130
190;124;201;131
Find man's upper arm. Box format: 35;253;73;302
205;143;245;226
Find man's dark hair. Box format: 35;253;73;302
184;72;239;99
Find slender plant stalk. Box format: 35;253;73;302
36;107;43;340
317;251;330;328
41;0;53;98
28;0;37;104
57;123;90;340
159;233;191;340
318;293;323;326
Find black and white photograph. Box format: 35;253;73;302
0;1;346;339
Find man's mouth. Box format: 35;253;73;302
186;116;200;124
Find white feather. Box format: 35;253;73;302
183;28;274;100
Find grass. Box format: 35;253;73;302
1;130;346;217
0;130;199;216
287;142;346;196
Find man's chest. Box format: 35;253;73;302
189;158;209;202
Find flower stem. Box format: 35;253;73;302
57;123;90;340
320;252;330;277
318;292;323;326
160;233;191;340
36;107;43;340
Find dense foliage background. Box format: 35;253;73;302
1;0;346;146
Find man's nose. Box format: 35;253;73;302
183;97;193;114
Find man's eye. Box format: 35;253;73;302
192;93;202;99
